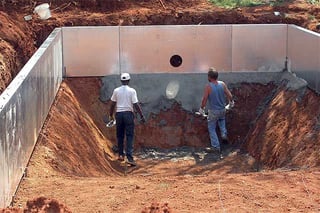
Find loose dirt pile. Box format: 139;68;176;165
1;197;71;213
37;78;120;176
141;202;173;213
0;12;35;93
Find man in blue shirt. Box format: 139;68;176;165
200;67;233;153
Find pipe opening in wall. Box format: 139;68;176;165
170;55;183;67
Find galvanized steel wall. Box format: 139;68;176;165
63;27;120;76
63;24;319;91
119;25;232;73
63;24;290;76
232;24;287;72
288;25;320;93
0;28;63;207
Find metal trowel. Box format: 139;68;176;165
103;115;116;128
106;119;116;128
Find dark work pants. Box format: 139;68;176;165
115;111;135;161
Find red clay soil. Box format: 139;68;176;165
0;12;35;94
1;197;71;213
28;77;320;172
37;78;121;177
132;83;276;149
40;78;277;173
245;88;320;169
141;202;174;213
10;77;320;212
23;78;276;177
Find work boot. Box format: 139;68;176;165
118;155;124;161
112;145;119;153
221;135;229;144
205;147;221;154
127;158;137;166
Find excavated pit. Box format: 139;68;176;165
31;72;320;177
10;72;320;212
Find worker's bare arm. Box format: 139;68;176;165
201;84;211;109
109;101;116;118
134;102;145;122
222;82;233;102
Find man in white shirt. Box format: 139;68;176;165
109;73;145;166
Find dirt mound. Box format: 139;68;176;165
33;78;121;177
25;197;71;213
141;202;174;213
0;11;35;94
1;197;70;213
0;207;22;213
245;88;320;169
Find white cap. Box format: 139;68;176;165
120;73;130;81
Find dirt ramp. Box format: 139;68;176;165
245;89;320;169
34;78;119;177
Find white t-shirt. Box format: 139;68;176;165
111;85;139;112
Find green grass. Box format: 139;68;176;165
308;14;316;20
308;0;320;5
268;0;287;7
208;0;266;9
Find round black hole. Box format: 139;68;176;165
170;55;183;67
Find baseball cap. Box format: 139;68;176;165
120;73;130;81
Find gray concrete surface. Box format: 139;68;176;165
100;71;307;119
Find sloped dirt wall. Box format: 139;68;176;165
244;88;320;169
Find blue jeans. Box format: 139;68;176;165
116;111;135;161
207;109;227;150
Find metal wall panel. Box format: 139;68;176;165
232;24;287;71
288;25;320;93
62;27;120;77
120;25;232;73
0;29;63;207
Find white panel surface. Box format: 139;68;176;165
288;25;320;93
63;27;120;77
232;24;287;72
120;25;232;73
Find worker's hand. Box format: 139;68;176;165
109;115;115;122
230;100;235;108
140;115;146;123
199;107;205;116
225;100;235;110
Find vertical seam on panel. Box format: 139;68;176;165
231;24;233;72
286;24;289;64
118;26;121;75
61;27;66;78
